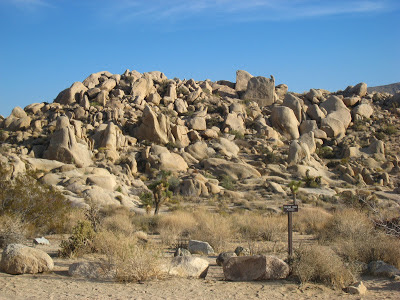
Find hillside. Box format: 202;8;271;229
368;82;400;94
0;69;399;213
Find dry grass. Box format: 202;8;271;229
294;207;332;235
0;214;27;248
232;212;286;242
157;211;197;246
94;231;162;282
101;214;135;236
317;208;400;268
293;244;355;289
190;210;233;252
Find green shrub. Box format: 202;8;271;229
59;220;96;258
303;169;322;188
316;145;335;159
0;164;71;234
219;175;236;191
230;130;244;140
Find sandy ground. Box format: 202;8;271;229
0;236;399;300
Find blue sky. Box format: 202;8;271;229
0;0;399;117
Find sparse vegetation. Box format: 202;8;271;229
292;245;355;289
219;174;236;191
0;164;72;235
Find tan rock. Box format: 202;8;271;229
0;244;54;275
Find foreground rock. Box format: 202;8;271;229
0;244;54;275
188;240;214;255
166;256;209;278
344;281;367;295
68;261;116;280
223;255;289;281
368;261;400;278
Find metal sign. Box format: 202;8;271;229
283;204;298;212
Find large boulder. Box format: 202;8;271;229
224;113;245;134
216;252;237;266
223;255;289;281
242;76;275;107
288;140;310;165
368;261;400;277
166;256;209;278
211;137;240;158
353;103;374;119
270;106;300;139
171;124;190;148
0;244;54;275
43;116;92;167
320;115;346;138
55;82;88;105
283;93;304;123
235;70;253;92
344;82;368;97
131;74;154;100
135;106;169;144
202;158;261;180
186;141;214;161
188;240;214;255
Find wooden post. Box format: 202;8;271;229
288;211;293;257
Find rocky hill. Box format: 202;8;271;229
0;69;399;213
368;82;400;95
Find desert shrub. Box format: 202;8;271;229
59;220;96;258
190;210;233;252
316;145;336;159
292;245;355;289
233;212;286;242
101;214;135;236
94;231;161;282
317;209;400;268
0;164;71;234
131;215;159;234
318;209;373;242
303;169;322;188
219;175;236;191
230;130;244;140
294;207;332;235
157;211;197;246
383;124;397;135
0;214;27;248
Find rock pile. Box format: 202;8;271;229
0;68;399;210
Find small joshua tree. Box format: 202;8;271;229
288;180;301;204
147;171;173;215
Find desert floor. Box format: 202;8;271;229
0;235;399;300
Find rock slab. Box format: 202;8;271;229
0;244;54;275
223;255;289;281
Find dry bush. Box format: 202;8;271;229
293;245;355;289
131;215;159;234
294;207;332;235
318;209;373;242
232;212;286;242
157;211;197;246
190;210;233;252
0;214;27;248
318;208;400;269
101;214;135;236
94;231;162;282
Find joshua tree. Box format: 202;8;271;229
288;180;301;204
147;171;173;215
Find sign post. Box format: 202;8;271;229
283;204;298;257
